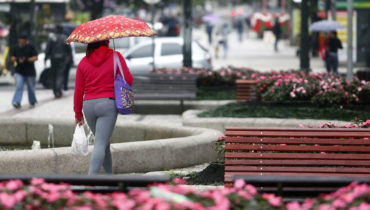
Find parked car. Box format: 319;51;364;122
35;37;148;88
123;37;212;74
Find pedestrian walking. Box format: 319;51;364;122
272;18;281;52
217;23;229;58
9;34;38;109
236;18;244;42
74;40;133;174
45;25;72;98
325;31;343;74
205;22;213;45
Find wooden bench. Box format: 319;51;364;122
0;174;170;193
132;73;197;112
236;80;257;101
224;127;370;188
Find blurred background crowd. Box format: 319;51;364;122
0;0;369;80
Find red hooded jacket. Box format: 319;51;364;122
73;45;133;118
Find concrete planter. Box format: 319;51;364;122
183;110;351;132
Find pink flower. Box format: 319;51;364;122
318;204;336;210
237;190;252;200
47;191;61;203
344;124;351;128
290;92;296;98
0;193;16;209
262;193;282;207
251;73;258;79
298;124;305;128
349;202;370;210
302;198;316;209
14;190;27;202
286;201;301;210
357;87;362;92
218;135;225;140
173;178;187;185
31;178;45;186
245;184;257;196
155;202;171;210
340;192;356;203
333;199;347;208
5;180;23;191
234;179;245;189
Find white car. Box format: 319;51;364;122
35;37;148;87
123;37;212;74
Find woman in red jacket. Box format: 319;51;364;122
74;40;133;174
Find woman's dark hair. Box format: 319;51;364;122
86;40;109;55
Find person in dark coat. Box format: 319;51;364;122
272;18;281;52
45;25;72;98
325;31;343;74
9;34;38;109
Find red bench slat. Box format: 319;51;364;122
225;144;370;153
225;152;370;160
225;166;370;173
226;137;370;145
225;159;370;166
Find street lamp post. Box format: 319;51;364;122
144;0;160;71
300;0;310;72
183;0;192;68
346;0;353;81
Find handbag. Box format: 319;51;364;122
71;125;88;156
113;52;134;115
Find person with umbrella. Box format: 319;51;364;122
324;31;343;74
69;15;155;174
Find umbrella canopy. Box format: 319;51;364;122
66;15;156;44
310;20;344;32
202;14;221;24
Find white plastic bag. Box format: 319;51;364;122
71;125;88;156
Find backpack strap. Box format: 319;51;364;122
113;51;126;82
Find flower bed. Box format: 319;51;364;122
153;68;370;106
253;71;370;106
0;178;369;209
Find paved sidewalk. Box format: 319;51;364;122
0;88;185;128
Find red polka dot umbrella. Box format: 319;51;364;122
66;15;156;44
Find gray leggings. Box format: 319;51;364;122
83;98;118;174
